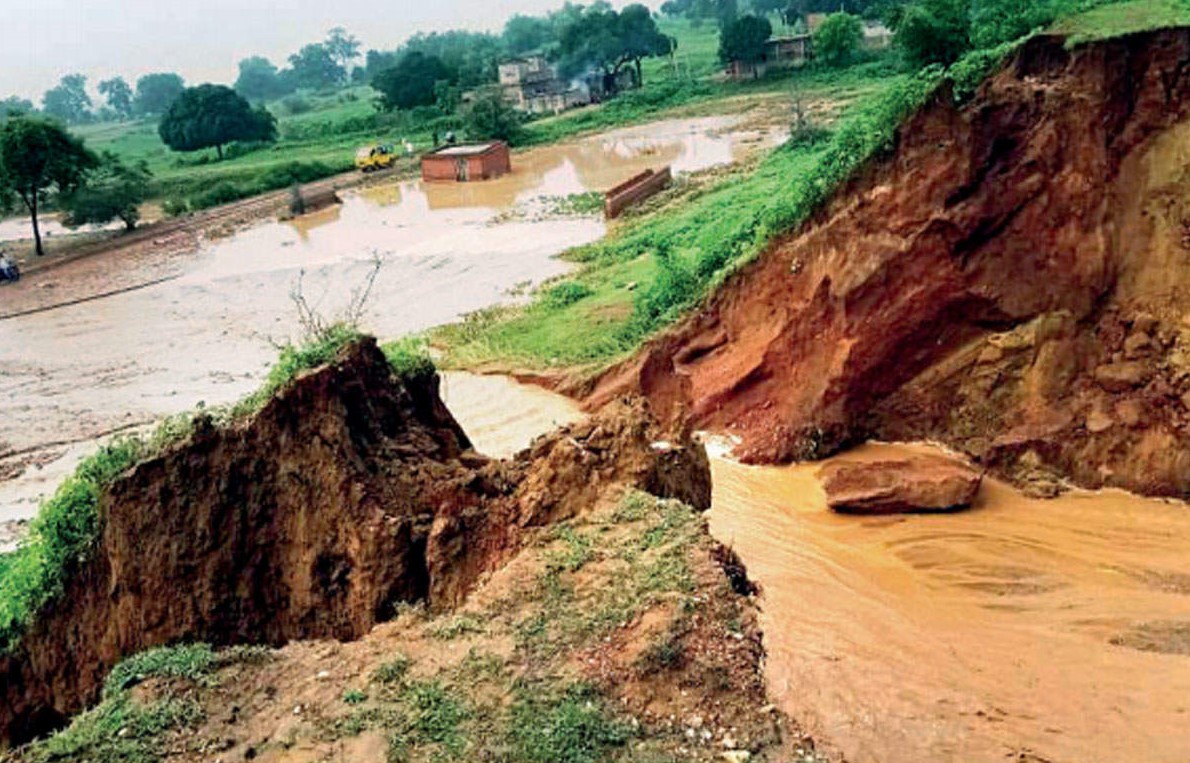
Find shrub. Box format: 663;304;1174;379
813;13;864;67
541;281;594;310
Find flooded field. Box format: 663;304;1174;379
710;443;1190;763
0;116;779;524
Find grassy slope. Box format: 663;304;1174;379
12;491;804;763
433;0;1190;375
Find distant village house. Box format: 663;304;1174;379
497;56;590;115
726;35;813;80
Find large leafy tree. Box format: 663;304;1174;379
134;73;185;116
98;78;134;120
324;27;361;80
895;0;971;66
814;12;864;66
60;153;151;231
504;14;554;54
288;44;344;90
235;57;294;102
158;85;277;160
42;75;92;125
719;14;774;72
0;116;98;256
372;52;455;111
557;3;674;91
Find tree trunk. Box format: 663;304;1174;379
216;144;224;161
635;58;643;88
29;195;43;257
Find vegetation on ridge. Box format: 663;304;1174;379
0;326;432;654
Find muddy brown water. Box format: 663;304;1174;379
439;380;1190;762
0;116;778;526
710;442;1190;763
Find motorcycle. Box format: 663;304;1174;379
0;259;19;284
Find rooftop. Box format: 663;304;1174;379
428;142;504;157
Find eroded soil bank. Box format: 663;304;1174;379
0;341;710;745
710;442;1190;763
590;29;1190;498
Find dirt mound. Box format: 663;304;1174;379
589;29;1190;498
0;339;709;746
819;452;982;514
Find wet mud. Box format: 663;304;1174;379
0;117;776;524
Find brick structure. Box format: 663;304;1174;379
421;142;512;182
605;168;673;219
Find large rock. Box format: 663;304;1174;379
818;453;982;515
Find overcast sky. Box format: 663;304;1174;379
0;0;661;103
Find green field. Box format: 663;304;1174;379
68;18;811;213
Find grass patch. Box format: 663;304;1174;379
508;682;633;763
20;644;262;763
1052;0;1190;44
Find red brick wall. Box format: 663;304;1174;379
605;167;672;219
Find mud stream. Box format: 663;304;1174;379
711;443;1190;763
0;116;778;526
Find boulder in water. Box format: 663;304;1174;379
819;453;982;515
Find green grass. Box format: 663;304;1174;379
20;644;265;763
435;63;918;371
508;682;633;763
0;326;419;655
1052;0;1190;43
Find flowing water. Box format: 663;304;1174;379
0;116;780;525
710;443;1190;763
436;376;1190;763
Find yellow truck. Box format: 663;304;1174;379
354;144;398;173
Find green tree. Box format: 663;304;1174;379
235;57;293;102
0;116;98;256
134;73;185;116
60;153;151;231
42;75;92;124
288;43;344;90
324;27;361;80
557;4;674;91
504;14;554;54
98;77;134;120
464;90;524;143
814;12;864;66
751;0;788;13
158;85;277;160
372;52;455;111
895;0;971;66
719;15;774;75
0;97;34;119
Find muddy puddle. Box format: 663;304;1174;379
0;116;778;525
710;442;1190;763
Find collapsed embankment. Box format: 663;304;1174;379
590;28;1190;498
0;339;709;746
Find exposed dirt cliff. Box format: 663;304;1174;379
0;339;709;746
589;28;1190;497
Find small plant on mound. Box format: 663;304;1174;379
508;682;633;763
